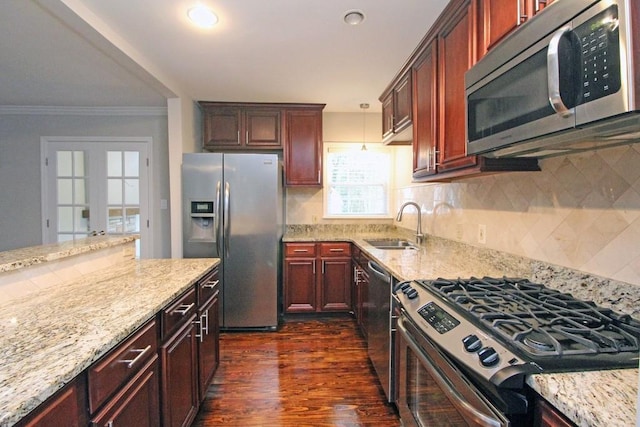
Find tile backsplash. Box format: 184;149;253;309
287;143;640;286
394;144;640;286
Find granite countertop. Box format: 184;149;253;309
0;257;219;427
0;235;138;273
284;226;639;427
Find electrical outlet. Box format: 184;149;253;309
478;224;486;244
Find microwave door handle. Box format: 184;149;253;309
547;26;574;118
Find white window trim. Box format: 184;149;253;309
323;142;395;220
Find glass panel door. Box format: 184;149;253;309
55;150;92;242
43;139;150;257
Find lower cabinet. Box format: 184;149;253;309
15;266;220;427
160;318;199;427
197;292;220;400
533;397;576;427
352;246;370;339
283;242;352;313
90;356;160;427
15;375;88;427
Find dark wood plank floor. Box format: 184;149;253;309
192;315;401;426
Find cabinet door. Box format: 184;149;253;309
90;356;160;427
319;258;352;312
283;258;317;312
160;318;198;427
412;40;439;179
438;1;478;173
197;294;220;401
481;0;523;53
381;93;394;140
244;109;282;148
393;72;412;134
533;398;575;427
17;375;88;427
203;107;242;149
285;109;323;186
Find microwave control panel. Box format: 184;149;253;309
576;5;621;103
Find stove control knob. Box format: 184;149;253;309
406;289;419;299
398;282;411;292
478;346;500;367
462;334;482;352
402;285;413;294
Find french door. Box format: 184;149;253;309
41;137;152;257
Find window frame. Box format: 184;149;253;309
322;142;394;220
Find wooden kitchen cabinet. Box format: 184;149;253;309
381;71;412;145
284;106;324;186
381;0;540;182
412;39;438;179
533;397;576;427
284;243;317;313
196;269;220;401
318;242;352;312
200;103;283;150
15;375;88;427
160;288;199;427
283;242;352;313
90;356;160;427
478;0;555;55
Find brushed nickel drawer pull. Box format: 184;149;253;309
120;345;151;369
203;279;219;289
293;249;309;253
173;303;195;315
329;248;344;252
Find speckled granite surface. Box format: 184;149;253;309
284;225;640;427
0;257;219;427
0;235;137;273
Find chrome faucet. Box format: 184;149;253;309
396;201;424;244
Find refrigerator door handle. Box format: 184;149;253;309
224;181;231;257
215;181;222;256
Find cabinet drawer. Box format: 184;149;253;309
88;319;157;414
319;242;351;257
197;268;220;306
161;286;197;339
285;243;316;257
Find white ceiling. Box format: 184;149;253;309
1;0;450;112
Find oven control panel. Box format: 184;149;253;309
418;302;460;334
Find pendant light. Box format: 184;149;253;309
360;103;369;151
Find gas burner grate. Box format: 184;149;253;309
417;277;640;360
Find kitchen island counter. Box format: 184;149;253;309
284;225;639;427
0;256;219;426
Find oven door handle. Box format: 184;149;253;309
398;318;504;427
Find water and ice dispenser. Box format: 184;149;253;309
187;201;216;242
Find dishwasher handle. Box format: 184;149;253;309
368;260;391;284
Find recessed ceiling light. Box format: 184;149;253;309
188;5;218;28
343;10;365;26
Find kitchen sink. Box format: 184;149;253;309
364;238;419;250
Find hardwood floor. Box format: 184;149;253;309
192;316;401;426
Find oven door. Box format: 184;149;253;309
396;316;510;427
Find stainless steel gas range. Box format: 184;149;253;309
393;277;640;426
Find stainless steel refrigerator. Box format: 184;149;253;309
182;153;283;330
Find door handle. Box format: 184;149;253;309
224;182;230;258
547;26;574;118
215;181;222;256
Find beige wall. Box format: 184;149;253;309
287;112;640;286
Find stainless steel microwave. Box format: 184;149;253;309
466;0;640;158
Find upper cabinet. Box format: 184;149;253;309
285;106;324;187
478;0;555;56
383;0;540;182
200;103;283;150
381;71;412;145
198;102;325;187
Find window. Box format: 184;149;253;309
324;143;393;218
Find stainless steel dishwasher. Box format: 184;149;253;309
367;260;396;403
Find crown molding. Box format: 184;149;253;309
0;105;168;116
